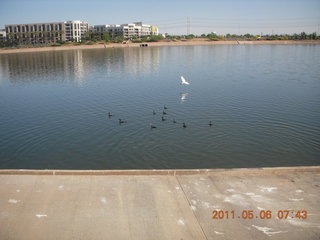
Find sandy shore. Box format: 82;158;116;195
1;39;319;54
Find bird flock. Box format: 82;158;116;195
107;105;213;129
107;76;213;129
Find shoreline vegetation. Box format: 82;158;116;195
1;38;320;54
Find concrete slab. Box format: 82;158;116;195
177;173;320;240
0;167;319;240
0;175;205;240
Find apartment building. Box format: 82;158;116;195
122;22;158;38
64;20;89;42
5;20;88;44
92;22;159;39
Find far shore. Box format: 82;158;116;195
1;39;320;54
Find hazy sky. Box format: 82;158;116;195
1;0;319;35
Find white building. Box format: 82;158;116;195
122;22;158;38
64;20;89;42
105;24;123;38
5;20;88;44
92;25;109;32
92;22;159;39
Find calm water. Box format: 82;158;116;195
0;45;319;169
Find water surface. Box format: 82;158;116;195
0;45;319;169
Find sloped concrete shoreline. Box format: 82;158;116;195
0;166;319;176
0;166;319;240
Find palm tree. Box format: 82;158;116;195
51;31;56;43
35;31;41;45
7;32;14;44
26;32;31;45
59;30;64;42
17;32;23;45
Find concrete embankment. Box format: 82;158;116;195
0;166;319;240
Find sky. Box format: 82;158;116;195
0;0;319;35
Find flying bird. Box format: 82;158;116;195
180;76;190;85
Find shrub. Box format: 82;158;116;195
49;43;62;47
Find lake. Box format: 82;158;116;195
0;45;319;169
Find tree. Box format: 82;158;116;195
7;32;14;44
186;34;195;39
300;32;306;40
244;33;253;39
17;32;23;45
145;35;164;42
207;33;217;38
310;32;317;40
25;32;31;45
113;36;124;43
103;32;111;41
51;31;56;43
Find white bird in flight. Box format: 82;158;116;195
180;76;190;85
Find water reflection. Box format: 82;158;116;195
0;47;160;85
0;50;87;85
1;45;319;170
0;56;9;85
180;92;189;103
123;47;159;76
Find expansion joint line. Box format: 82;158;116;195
176;176;208;240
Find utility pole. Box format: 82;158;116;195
187;17;190;35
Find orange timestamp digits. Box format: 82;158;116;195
212;210;307;220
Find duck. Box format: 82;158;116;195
108;112;113;117
183;122;187;128
209;121;213;126
150;124;157;129
173;119;177;123
119;119;126;124
164;105;168;110
153;110;156;115
162;110;167;115
161;116;166;121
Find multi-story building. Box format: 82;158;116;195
122;22;158;38
92;24;123;38
0;30;6;42
92;22;159;39
64;20;89;42
107;25;123;38
5;20;88;44
93;25;109;32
